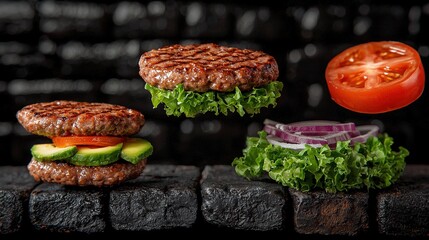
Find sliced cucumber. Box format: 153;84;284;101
31;144;77;161
69;143;123;166
120;138;153;164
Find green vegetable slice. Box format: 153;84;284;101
120;138;153;164
69;143;123;166
145;81;283;117
232;131;408;193
31;144;77;161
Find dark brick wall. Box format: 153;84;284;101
29;183;107;233
201;165;286;231
290;189;369;236
0;166;38;234
377;165;429;237
109;165;200;231
1;164;428;237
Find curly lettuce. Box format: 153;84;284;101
144;81;283;117
232;131;408;193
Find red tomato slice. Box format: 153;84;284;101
52;136;125;148
325;41;425;114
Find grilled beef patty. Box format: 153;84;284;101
28;158;147;186
17;100;145;137
139;43;279;92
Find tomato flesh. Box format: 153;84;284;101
325;41;425;114
52;136;126;148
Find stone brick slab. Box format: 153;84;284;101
290;189;369;236
29;183;106;233
377;164;429;237
109;165;200;231
200;165;286;231
0;166;38;234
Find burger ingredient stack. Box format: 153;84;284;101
17;100;153;186
232;119;408;193
139;43;283;117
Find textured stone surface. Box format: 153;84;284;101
377;164;429;237
0;166;38;234
290;189;369;236
29;183;106;233
109;164;200;231
1;164;429;236
200;165;286;231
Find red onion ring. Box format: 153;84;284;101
263;119;380;150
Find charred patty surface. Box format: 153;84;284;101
17;100;145;137
27;158;147;186
139;43;279;92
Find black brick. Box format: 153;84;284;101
200;165;286;231
38;1;108;40
109;165;200;231
377;164;429;237
0;166;37;234
0;1;35;41
112;1;180;39
29;183;106;233
289;189;369;236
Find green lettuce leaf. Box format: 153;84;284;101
144;81;283;117
232;131;408;193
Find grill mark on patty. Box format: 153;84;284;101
17;100;145;137
28;103;119;118
143;46;265;70
139;43;279;92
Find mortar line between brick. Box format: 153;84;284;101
283;187;295;234
194;166;204;229
368;189;378;237
23;182;42;233
102;188;112;233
